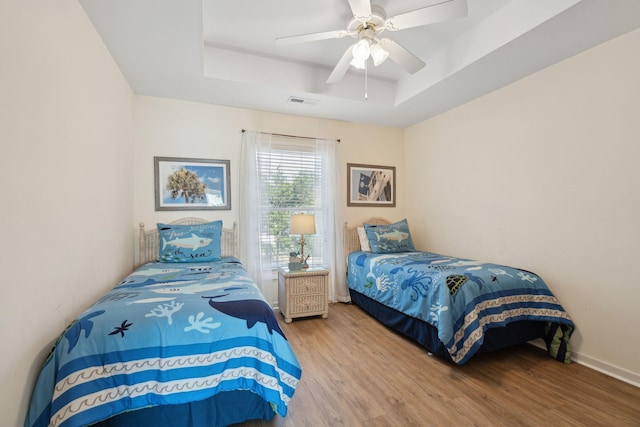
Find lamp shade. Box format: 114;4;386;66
370;42;389;66
290;214;316;235
349;57;366;70
351;39;371;61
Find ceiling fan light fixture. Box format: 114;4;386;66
351;39;371;61
279;1;469;85
370;42;389;66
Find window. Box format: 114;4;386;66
257;141;325;269
240;130;347;303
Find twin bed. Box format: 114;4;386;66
25;215;575;426
25;218;301;427
344;218;574;365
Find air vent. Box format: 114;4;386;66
287;96;318;106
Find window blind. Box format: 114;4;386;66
256;141;325;269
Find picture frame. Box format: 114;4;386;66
154;156;231;211
347;163;396;207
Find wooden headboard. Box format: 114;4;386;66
343;217;391;262
137;217;239;268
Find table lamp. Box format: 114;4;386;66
290;213;316;268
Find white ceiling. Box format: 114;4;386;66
79;0;640;128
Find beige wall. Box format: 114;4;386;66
405;29;640;384
133;96;405;304
5;3;638;426
0;1;134;426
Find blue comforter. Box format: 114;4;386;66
25;258;301;427
348;251;574;364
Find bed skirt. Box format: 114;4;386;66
348;288;545;361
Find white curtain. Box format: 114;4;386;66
239;130;272;291
315;138;349;302
240;131;348;302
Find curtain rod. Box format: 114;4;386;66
242;129;340;143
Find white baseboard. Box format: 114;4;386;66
529;340;640;388
572;352;640;388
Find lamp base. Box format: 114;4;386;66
288;262;303;271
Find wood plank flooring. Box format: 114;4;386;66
235;302;640;427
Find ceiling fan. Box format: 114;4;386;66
276;0;468;84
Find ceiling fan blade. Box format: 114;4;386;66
386;0;468;31
346;0;372;19
327;45;355;84
276;29;348;46
379;38;425;74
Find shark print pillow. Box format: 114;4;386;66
157;220;222;263
364;219;416;254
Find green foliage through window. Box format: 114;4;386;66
257;145;323;268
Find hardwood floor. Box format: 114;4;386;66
236;302;640;427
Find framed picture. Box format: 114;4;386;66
154;156;231;211
347;163;396;207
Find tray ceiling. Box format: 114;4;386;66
80;0;640;127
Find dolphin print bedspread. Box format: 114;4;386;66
347;251;574;364
25;258;301;427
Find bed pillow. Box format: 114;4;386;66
357;227;371;252
364;219;415;253
157;220;222;262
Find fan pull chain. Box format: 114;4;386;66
364;60;368;100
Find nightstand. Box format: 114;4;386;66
278;267;329;323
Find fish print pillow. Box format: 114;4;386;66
364;219;416;253
157;220;222;262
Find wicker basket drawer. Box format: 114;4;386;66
288;275;326;295
289;294;326;315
